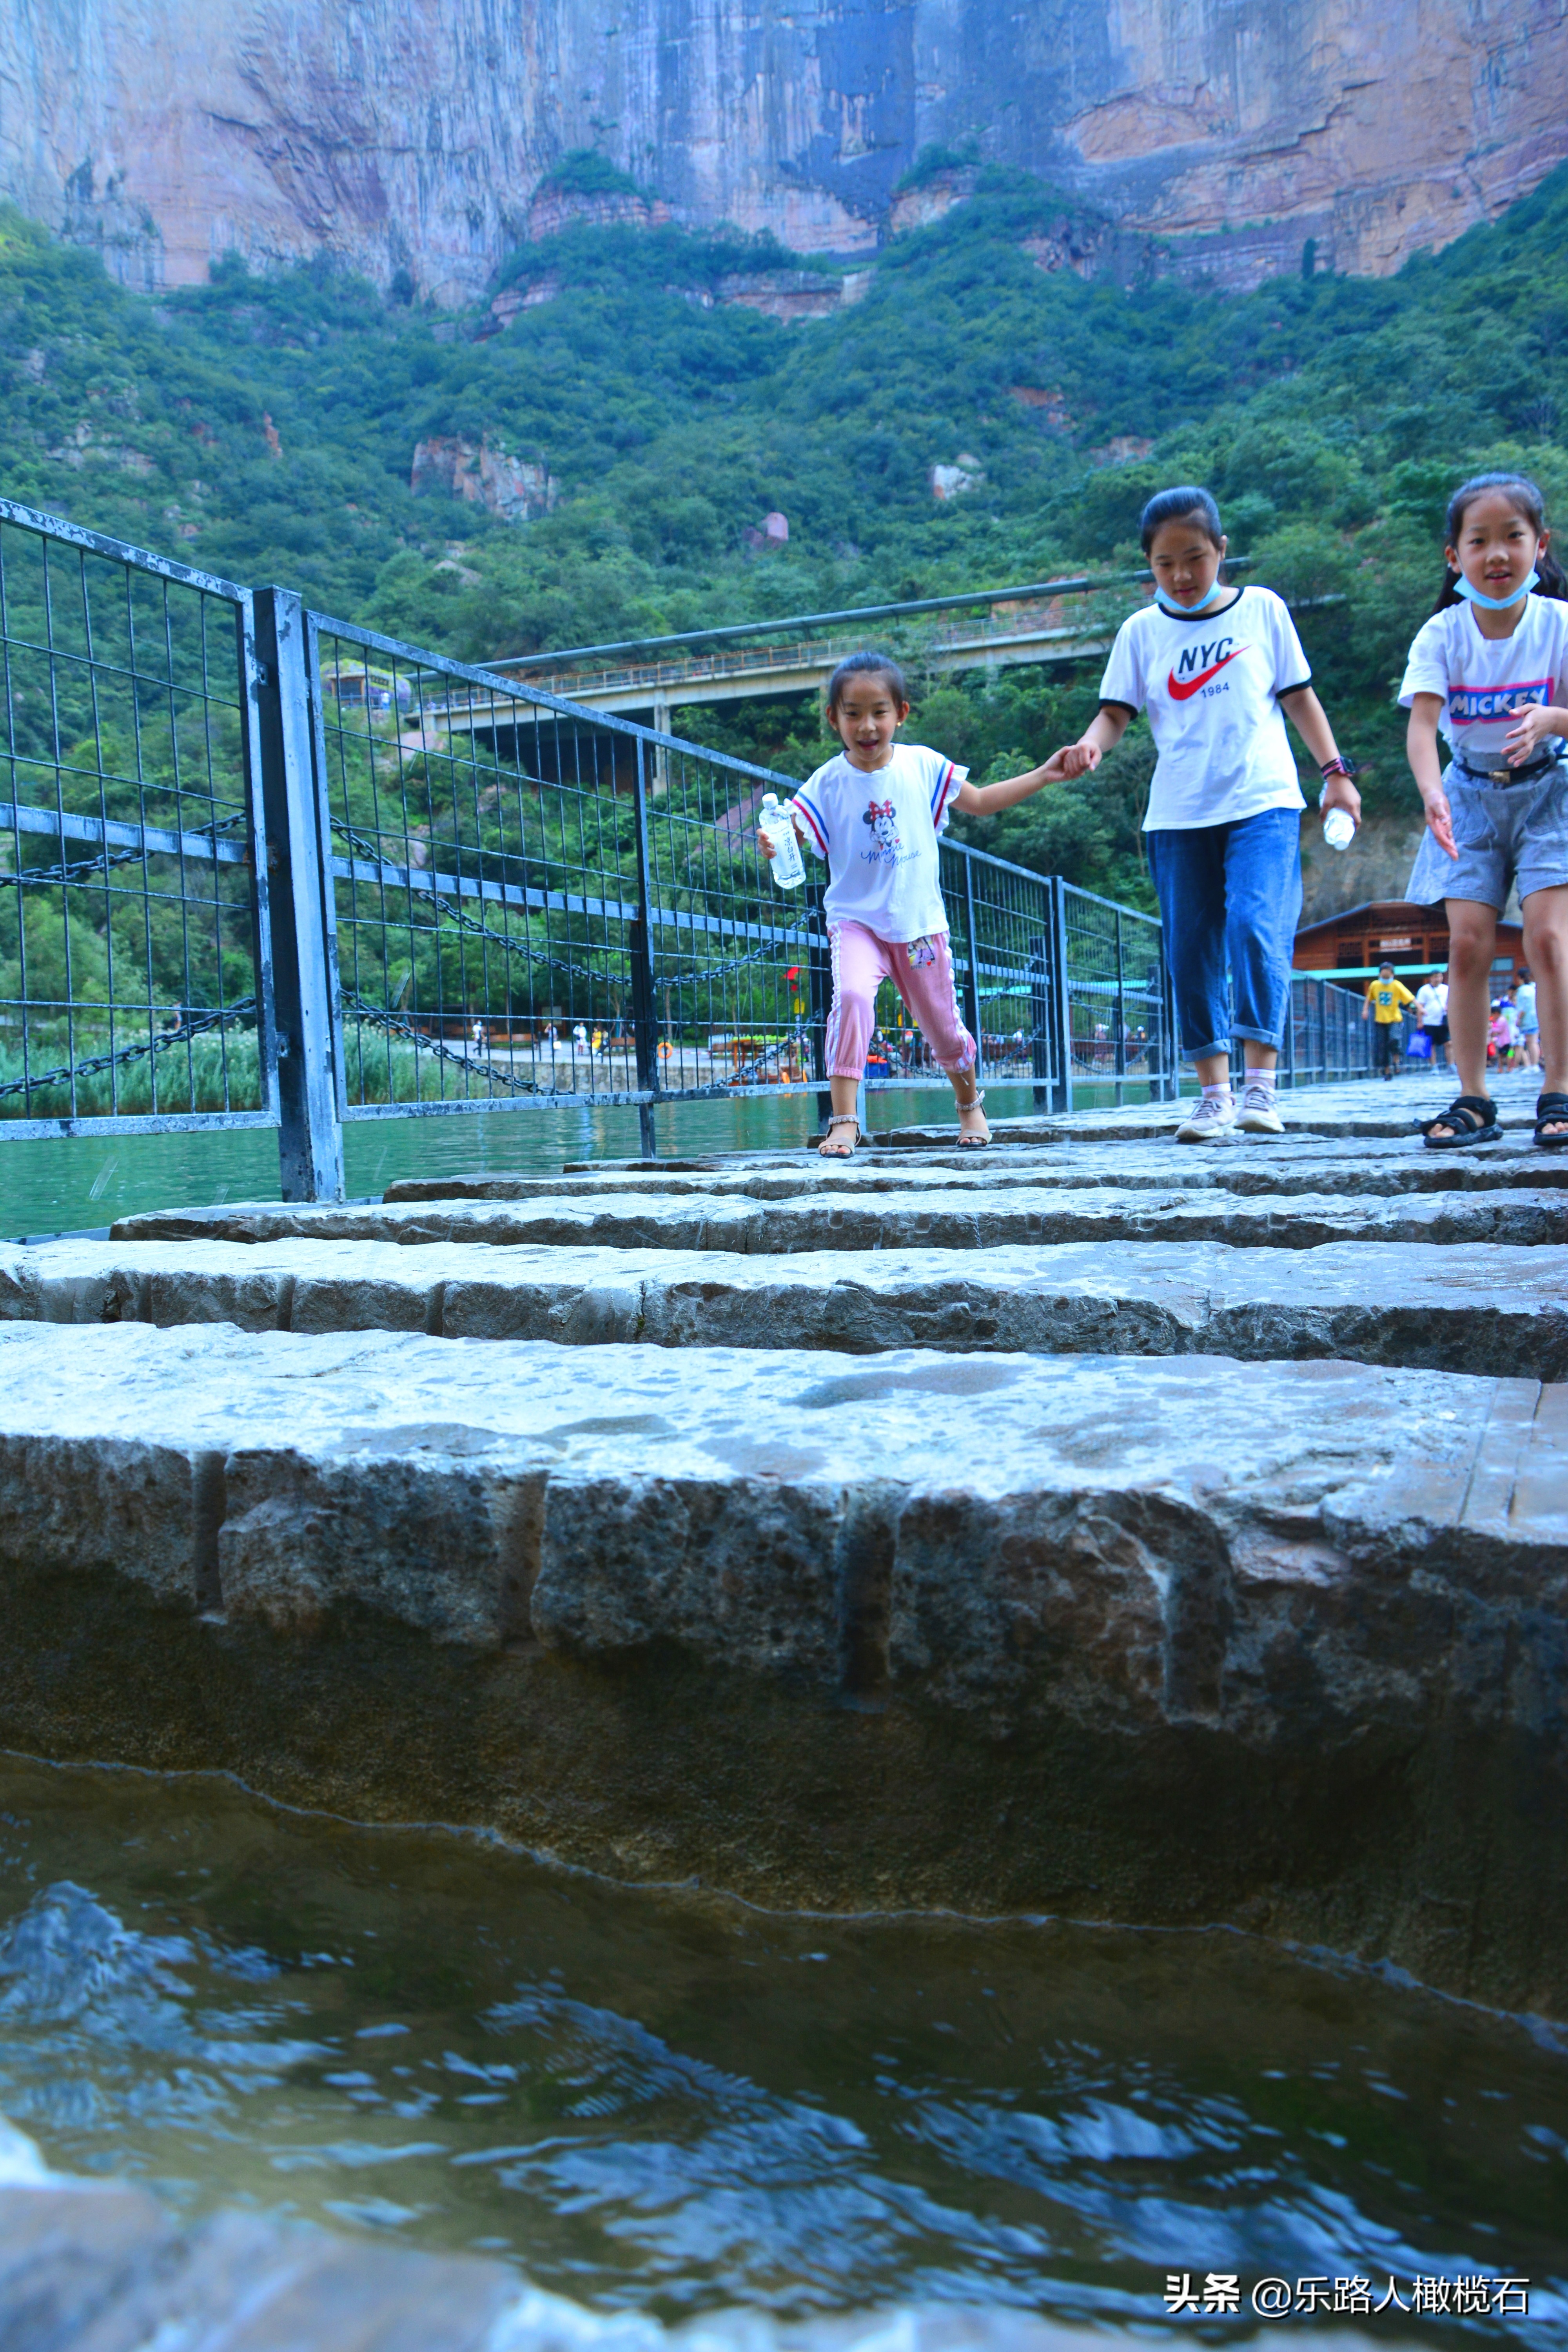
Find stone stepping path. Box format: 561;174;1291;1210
877;1069;1556;1147
383;1143;1568;1199
107;1181;1568;1253
8;1235;1568;1380
8;1069;1568;2024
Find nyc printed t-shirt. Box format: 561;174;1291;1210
1398;597;1568;763
792;744;966;941
1098;586;1311;829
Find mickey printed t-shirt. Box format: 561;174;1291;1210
1398;597;1568;763
791;744;967;941
1097;585;1311;829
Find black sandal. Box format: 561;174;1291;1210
1535;1092;1568;1148
1419;1094;1501;1150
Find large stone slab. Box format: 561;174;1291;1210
3;1321;1568;2010
8;1235;1568;1379
109;1182;1568;1253
386;1140;1568;1201
877;1074;1553;1147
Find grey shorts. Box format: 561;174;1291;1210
1407;757;1568;909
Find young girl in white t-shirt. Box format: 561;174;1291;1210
759;652;1065;1154
1401;471;1568;1148
1048;487;1359;1140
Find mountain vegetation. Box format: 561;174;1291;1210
4;158;1568;913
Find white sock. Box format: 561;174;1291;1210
1200;1081;1232;1103
1243;1070;1276;1097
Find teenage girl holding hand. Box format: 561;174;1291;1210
759;651;1067;1155
1049;486;1359;1139
1401;471;1568;1148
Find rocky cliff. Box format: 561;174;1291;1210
3;0;1565;301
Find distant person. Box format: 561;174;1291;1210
1362;962;1415;1079
759;652;1071;1155
1516;964;1540;1068
1047;484;1359;1140
1402;471;1568;1147
1414;969;1450;1071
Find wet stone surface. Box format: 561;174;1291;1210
1;1317;1564;1707
5;1234;1568;1380
105;1181;1568;1253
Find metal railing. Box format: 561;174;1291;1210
1281;973;1379;1085
0;495;1373;1195
0;503;277;1141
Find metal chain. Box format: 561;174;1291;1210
341;992;557;1096
329;815;807;998
329;816;622;988
0;995;258;1103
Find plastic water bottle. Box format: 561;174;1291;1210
1322;806;1356;852
759;793;804;889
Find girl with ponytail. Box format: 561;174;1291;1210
1402;472;1568;1147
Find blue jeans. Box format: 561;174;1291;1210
1145;809;1302;1063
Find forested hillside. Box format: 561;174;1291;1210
4;161;1568;904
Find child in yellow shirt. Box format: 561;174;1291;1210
1363;962;1416;1079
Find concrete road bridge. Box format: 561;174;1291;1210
418;566;1244;737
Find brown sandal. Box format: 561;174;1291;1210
956;1087;989;1149
818;1114;861;1158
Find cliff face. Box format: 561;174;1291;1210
3;0;1565;301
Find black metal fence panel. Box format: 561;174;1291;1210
1282;974;1379;1085
1059;880;1175;1105
307;613;823;1124
0;499;1387;1189
0;497;273;1138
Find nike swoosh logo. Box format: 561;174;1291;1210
1168;648;1246;701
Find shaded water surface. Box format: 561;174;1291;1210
1;1081;1071;1239
0;1756;1563;2337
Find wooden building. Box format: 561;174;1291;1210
1293;900;1525;983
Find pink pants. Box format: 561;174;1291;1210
824;921;976;1079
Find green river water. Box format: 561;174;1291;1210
0;1083;1054;1240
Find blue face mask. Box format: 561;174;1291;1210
1155;574;1228;616
1455;568;1540;610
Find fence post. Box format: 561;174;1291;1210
959;850;984;1083
251;587;344;1203
630;737;659;1159
1046;878;1073;1114
806;873;833;1136
1159;923;1180;1102
1028;925;1051;1110
1113;907;1126;1103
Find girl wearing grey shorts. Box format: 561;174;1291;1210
1401;472;1568;1148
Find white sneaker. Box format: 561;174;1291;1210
1238;1082;1284;1134
1176;1091;1238;1142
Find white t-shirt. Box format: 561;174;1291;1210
1517;980;1538;1024
1398;597;1568;762
792;744;966;941
1416;982;1448;1027
1098;586;1311;830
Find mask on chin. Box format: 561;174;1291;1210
1455;569;1539;611
1155;575;1228;616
